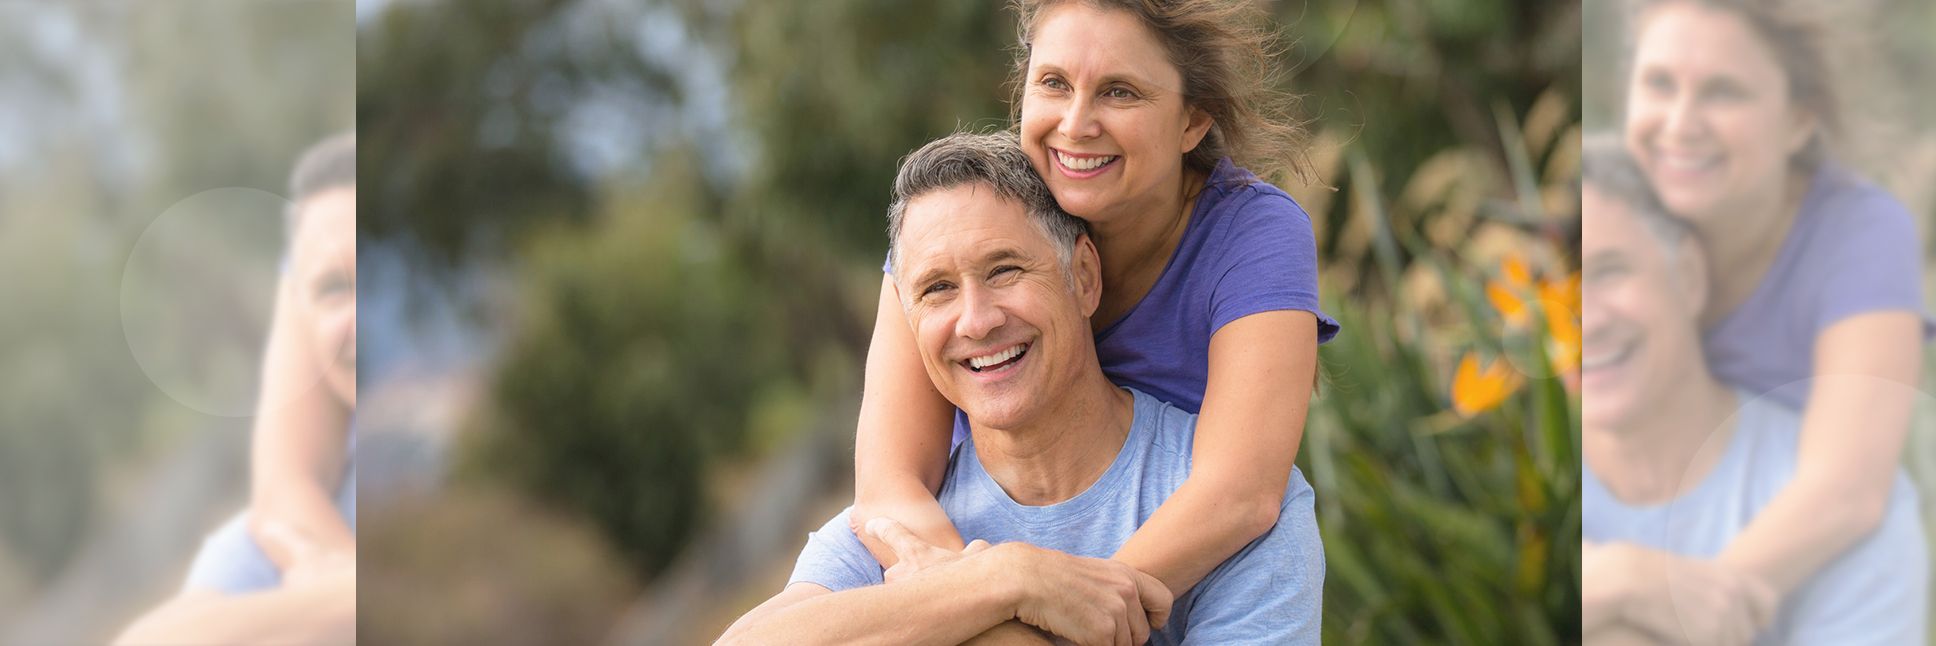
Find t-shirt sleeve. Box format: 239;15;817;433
1208;193;1340;344
1814;191;1928;334
786;508;887;593
1175;483;1325;644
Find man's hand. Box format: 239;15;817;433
1603;543;1776;645
865;517;991;583
994;542;1172;646
866;518;1170;646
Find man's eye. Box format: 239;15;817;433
989;265;1021;280
1643;71;1673;95
922;282;955;297
314;274;354;298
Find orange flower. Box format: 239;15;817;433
1486;254;1535;328
1540;272;1581;374
1451;351;1523;417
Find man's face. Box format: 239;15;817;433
1580;185;1703;431
290;186;356;408
895;183;1099;429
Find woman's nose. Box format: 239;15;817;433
1058;95;1102;142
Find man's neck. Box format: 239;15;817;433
970;370;1135;507
1585;371;1740;505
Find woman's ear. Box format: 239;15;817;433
1073;233;1103;318
1181;106;1213;154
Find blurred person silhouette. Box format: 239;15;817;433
1616;0;1930;627
114;133;357;644
1580;137;1926;645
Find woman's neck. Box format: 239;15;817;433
1695;168;1812;328
1085;167;1207;330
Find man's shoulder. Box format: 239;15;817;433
787;507;884;593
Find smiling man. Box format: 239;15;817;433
1579;138;1925;644
718;132;1322;645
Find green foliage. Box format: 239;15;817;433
458;157;795;579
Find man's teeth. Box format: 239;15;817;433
969;344;1026;370
1658;151;1719;172
1581;344;1631;371
1057;151;1117;171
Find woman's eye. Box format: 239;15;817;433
1040;76;1069;91
1103;86;1137;100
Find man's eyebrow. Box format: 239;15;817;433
980;248;1030;265
906;264;947;291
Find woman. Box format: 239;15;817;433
1607;0;1926;640
851;0;1338;603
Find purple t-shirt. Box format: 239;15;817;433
1703;162;1930;409
900;158;1340;443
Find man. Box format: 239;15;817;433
719;131;1323;645
115;134;357;645
1580;138;1926;644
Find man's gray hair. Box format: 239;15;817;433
285;131;356;241
886;130;1087;277
1582;133;1693;254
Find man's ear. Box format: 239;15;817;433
1783;108;1819;160
1181;106;1213;155
1673;236;1710;317
1073;233;1103;318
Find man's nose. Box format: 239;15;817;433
954;283;1005;341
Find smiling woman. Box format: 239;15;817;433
848;3;1339;636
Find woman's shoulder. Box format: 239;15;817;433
1797;162;1918;259
1198;158;1314;231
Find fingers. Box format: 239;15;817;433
863;517;929;559
1130;569;1173;629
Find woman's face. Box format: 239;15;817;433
1623;1;1816;224
290;187;357;408
1018;3;1211;225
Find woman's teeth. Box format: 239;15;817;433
1056;151;1118;171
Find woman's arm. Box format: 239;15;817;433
850;274;968;566
1111;310;1317;596
247;269;354;571
1717;312;1922;595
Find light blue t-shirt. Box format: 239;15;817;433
1584;392;1927;644
789;388;1324;644
183;436;357;595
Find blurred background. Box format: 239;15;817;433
0;1;353;643
1583;0;1936;636
354;0;1583;643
